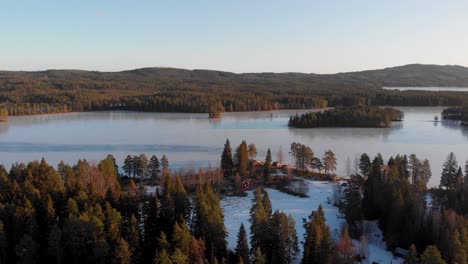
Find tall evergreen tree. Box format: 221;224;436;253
122;155;134;178
161;155;169;175
192;185;227;263
302;205;332;264
264;149;272;181
339;175;363;237
440;152;458;189
236;141;249;177
358;153;371;178
235;223;250;264
249;188;269;255
137;153;148;178
322;150;337;176
148;155;160;180
268;211;299;264
221;139;234;177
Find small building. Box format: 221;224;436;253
253;160;264;166
272;161;282;168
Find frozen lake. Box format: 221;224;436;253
383;86;468;92
0;107;467;187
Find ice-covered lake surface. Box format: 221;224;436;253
383;86;468;92
221;180;403;264
0;107;467;187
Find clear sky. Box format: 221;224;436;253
2;0;468;73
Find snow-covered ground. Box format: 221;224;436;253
221;180;403;264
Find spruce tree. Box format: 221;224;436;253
221;139;234;177
148;155;160;180
192;185;227;263
339;175;363;237
441;152;458;189
302;205;332;264
235;223;250;264
264;148;272;181
268;211;299;264
249;188;269;255
358;153;371;178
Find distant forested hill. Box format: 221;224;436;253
1;64;468;115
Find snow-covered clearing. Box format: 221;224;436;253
221;180;403;264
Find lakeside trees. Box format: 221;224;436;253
289;106;404;128
337;152;468;264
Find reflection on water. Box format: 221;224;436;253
0;107;466;187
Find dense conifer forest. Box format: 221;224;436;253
1;64;468;116
0;139;466;263
442;106;468;123
288;106;403;128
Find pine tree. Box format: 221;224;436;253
137;153;149;178
235;223;250;264
289;142;313;173
221;139;234;177
359;153;371;178
148;155;160;180
161;155;169;175
322;150;337;176
441;152;458;189
420;245;446;264
123;155;134;177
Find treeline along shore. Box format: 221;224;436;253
2;64;468;117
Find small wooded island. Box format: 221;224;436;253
288;106;403;128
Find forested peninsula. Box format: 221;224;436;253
288;106;403;128
1;64;468;116
442;106;468;124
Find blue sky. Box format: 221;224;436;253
1;0;468;73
